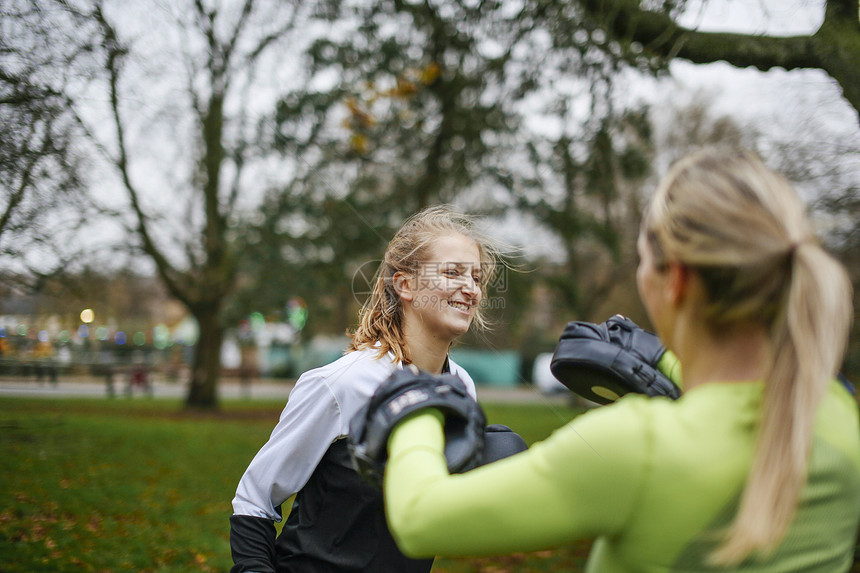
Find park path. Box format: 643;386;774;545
0;375;571;405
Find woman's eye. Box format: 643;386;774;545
443;269;459;277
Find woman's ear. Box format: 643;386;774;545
666;261;691;306
392;271;414;303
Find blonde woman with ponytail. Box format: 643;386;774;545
641;148;856;567
382;148;860;571
230;206;505;573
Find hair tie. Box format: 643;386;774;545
788;236;815;258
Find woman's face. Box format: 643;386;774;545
405;233;483;341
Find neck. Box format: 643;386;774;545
402;319;452;374
674;319;771;391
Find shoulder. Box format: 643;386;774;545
298;347;396;390
300;348;398;409
815;379;860;467
289;348;400;434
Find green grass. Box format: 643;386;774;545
0;396;591;572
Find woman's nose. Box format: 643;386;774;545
460;275;479;297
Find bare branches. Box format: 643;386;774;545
223;0;255;66
90;3;189;304
576;0;860;117
0;0;91;276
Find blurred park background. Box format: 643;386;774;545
1;0;859;570
1;0;858;407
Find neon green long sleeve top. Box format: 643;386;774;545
385;378;860;571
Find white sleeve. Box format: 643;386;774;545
231;373;342;520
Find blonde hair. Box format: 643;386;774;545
644;148;853;565
347;205;499;364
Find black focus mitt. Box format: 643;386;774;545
550;315;680;405
348;367;488;489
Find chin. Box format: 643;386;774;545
446;320;472;339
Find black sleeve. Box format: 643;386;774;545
229;514;277;573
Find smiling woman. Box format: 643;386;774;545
228;205;506;573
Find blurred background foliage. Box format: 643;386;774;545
1;0;858;407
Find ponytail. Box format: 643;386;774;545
709;242;852;564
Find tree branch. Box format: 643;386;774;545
244;2;303;64
93;4;191;307
579;0;860;118
223;0;255;65
0;120;49;242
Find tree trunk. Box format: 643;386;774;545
185;304;223;409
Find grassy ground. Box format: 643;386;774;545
0;396;591;572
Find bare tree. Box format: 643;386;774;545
75;0;312;408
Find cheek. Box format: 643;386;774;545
637;263;661;317
636;263;648;301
